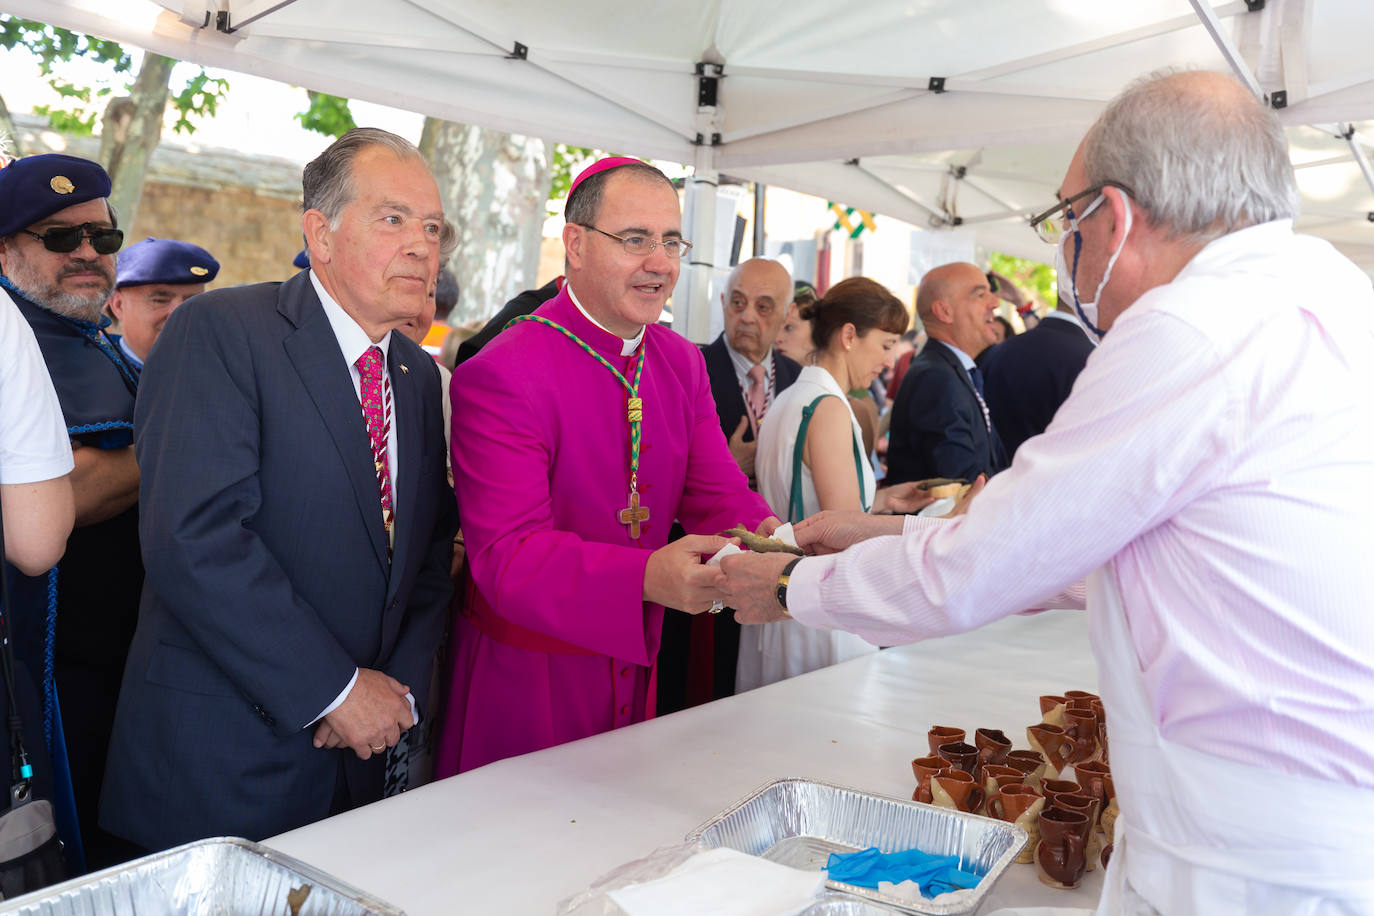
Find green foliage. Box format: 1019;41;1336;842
169;68;231;134
0;18;132;74
295;91;356;138
989;250;1056;313
0;16;229;139
549;144;600;202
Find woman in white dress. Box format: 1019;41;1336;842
738;277;911;691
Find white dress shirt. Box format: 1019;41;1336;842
308;271;415;728
790;221;1374;787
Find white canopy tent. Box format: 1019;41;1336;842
10;0;1374;338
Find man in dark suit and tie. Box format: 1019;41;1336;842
100;128;456;852
701;258;803;486
887;262;1009;486
658;257;801;713
981;297;1096;459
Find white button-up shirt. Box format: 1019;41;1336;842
791;221;1374;787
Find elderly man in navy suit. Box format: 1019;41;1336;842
100;128;456;853
887;262;1009;486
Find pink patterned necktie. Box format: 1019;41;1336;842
355;346;395;552
745;363;768;434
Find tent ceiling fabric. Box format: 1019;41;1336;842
14;0;1374;272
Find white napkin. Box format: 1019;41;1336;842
608;847;825;916
708;542;743;566
771;523;799;548
917;498;955;518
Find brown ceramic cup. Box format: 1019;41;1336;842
1063;708;1100;764
1005;749;1048;792
931;770;984;814
974;727;1012;775
986;782;1042;822
1049;792;1102;870
1036;807;1091;889
927;725;965;756
936;741;980;776
1039;694;1067;727
1064;690;1099;710
987;783;1046;864
911;755;951;804
981;763;1024;801
1027;723;1075;777
1040;778;1082;810
1074;760;1112;818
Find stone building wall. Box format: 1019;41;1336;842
17;115;306;289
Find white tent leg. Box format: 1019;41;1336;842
677;142;718;345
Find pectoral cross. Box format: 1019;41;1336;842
618;489;650;539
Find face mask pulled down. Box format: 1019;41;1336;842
1055;192;1132;343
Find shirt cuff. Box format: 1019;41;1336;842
308;667;359;728
785;555;835;629
405;691;419;727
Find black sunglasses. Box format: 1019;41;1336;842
20;223;124;255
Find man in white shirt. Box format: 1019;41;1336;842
723;70;1374;915
101;128;456;853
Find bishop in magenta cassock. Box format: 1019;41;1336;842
436;158;777;774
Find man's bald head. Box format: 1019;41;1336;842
722;257;792;363
914;262;1000;358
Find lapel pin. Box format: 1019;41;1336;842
399;364;409;374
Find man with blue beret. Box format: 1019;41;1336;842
0;152;142;870
106;237;220;371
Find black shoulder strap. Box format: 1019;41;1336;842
0;497;34;805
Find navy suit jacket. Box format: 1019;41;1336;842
980;315;1095;459
101;272;456;851
700;335;802;444
886;339;1009;486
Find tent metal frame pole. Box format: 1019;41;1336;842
1337;123;1374;199
752;183;767;257
224;0;301;32
1187;0;1267;101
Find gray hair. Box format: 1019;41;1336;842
302;127;424;228
1083;69;1299;243
564;161;672;227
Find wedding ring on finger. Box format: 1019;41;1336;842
370;744;386;753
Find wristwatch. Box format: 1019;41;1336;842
775;557;803;617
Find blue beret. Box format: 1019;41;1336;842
293;249;310;269
0;154;112;238
116;237;220;288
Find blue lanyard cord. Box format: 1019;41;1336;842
0;275;140;394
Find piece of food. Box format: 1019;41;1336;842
721;526;805;556
916;478;967;500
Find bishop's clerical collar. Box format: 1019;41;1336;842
566;284;643;357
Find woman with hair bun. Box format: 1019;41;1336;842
738;277;912;690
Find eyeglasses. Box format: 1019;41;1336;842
577;224;692;259
1028;181;1134;244
20;223;124;255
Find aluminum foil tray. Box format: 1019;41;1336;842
0;837;405;915
687;777;1026;916
802;893;907;914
